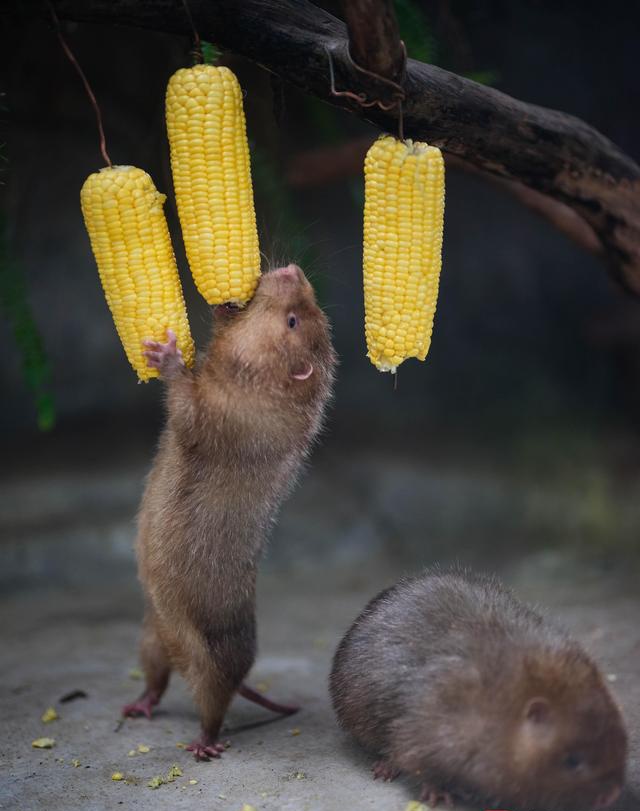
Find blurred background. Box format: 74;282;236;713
4;0;640;574
2;2;640;809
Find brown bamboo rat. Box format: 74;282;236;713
330;569;627;810
122;264;335;760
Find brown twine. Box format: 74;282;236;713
180;0;204;64
47;1;112;168
325;42;406;141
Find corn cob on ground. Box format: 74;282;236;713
363;135;445;372
80;165;195;382
166;65;261;305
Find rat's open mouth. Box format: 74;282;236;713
292;362;314;381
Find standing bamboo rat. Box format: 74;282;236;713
330;569;627;810
123;264;335;760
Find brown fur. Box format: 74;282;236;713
330;569;628;810
131;266;335;746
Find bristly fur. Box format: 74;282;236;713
133;266;336;746
329;568;627;811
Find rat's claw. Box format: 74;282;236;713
186;739;226;761
372;760;399;782
419;784;454;808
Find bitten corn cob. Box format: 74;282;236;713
363;135;445;372
166;65;260;305
80;165;195;382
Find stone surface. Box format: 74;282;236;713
1;435;639;810
2;555;640;811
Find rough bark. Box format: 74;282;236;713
341;0;405;91
53;0;640;294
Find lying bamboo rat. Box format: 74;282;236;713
330;569;627;810
123;264;336;760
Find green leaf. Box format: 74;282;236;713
394;0;438;64
0;211;56;431
201;40;221;66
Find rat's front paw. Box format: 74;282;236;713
186;738;227;761
143;329;185;378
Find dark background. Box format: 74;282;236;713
4;0;640;567
3;0;640;438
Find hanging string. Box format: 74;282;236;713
325;41;407;142
47;1;112;168
180;0;204;64
397;102;404;142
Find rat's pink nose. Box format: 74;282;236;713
594;784;622;809
272;263;302;280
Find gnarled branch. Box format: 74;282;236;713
54;0;640;294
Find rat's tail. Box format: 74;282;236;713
238;683;299;716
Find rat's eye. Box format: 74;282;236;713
287;313;298;329
563;753;585;772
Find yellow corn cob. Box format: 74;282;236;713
363;135;445;372
80;165;195;382
166;65;260;305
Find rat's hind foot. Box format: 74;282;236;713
143;329;185;378
372;760;400;782
122;691;160;719
238;683;299;716
187;738;226;761
419;783;454;808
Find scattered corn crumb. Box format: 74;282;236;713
32;738;55;749
405;803;429;811
137;744;151;753
111;772;124;781
166;764;183;782
148;776;164;789
290;728;301;736
255;681;270;692
129;668;144;680
295;771;306;780
175;741;187;749
128;750;136;757
41;707;59;723
71;759;81;768
218;794;227;800
240;806;257;811
189;779;198;785
607;673;618;683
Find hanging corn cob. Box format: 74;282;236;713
363;135;445;372
80;165;195;382
166;65;260;305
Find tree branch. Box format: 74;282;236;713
53;0;640;294
341;0;405;89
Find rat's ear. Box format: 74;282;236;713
524;697;551;724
